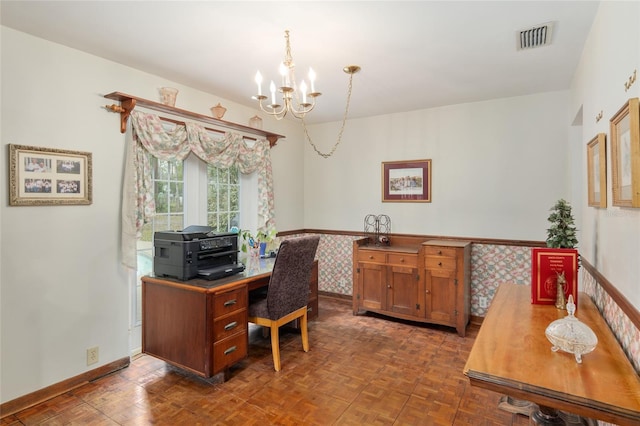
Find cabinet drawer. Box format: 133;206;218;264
213;309;247;341
213;332;247;372
387;253;418;267
357;250;387;263
425;256;457;270
213;287;247;318
423;246;457;258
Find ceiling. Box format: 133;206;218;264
1;1;600;124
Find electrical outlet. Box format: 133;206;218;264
479;296;488;309
87;346;99;366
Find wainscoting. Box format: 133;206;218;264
285;231;640;374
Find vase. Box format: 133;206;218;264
249;115;263;129
211;103;227;119
159;87;178;107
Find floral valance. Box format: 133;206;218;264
121;110;275;268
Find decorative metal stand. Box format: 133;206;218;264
364;214;391;246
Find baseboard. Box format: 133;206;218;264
0;356;130;419
318;291;351;303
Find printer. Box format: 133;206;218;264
153;225;245;281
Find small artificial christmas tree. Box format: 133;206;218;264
546;199;578;249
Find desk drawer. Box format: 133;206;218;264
213;332;247;372
213;309;247;341
425;256;457;270
213;286;247;318
387;253;417;267
357;251;386;263
423;246;457;258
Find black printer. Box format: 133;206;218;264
153;225;245;281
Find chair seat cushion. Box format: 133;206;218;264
248;298;269;318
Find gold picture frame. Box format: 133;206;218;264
382;159;432;202
587;133;607;208
610;98;640;207
8;144;92;206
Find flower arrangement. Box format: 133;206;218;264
239;228;277;254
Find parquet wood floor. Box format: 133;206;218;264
2;297;531;425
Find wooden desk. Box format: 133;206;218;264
142;257;318;379
464;283;640;425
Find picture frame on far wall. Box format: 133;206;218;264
610;97;640;208
587;133;607;208
8;144;92;206
382;159;431;202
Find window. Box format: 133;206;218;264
135;155;242;326
207;164;240;232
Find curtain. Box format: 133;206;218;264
121;110;275;268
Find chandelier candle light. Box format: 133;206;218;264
253;31;360;119
252;30;360;158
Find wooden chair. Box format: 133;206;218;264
248;235;320;371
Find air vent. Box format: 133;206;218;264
517;22;554;50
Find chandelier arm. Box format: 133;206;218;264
301;71;356;158
258;98;288;120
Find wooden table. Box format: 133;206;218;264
142;257;318;379
464;283;640;425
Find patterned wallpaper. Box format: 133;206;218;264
286;233;639;373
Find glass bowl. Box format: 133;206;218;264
545;295;598;363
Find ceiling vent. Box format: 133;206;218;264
517;22;554;50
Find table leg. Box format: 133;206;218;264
530;405;564;425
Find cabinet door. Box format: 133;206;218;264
387;265;421;316
358;262;385;310
424;267;457;324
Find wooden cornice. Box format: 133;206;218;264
103;92;285;147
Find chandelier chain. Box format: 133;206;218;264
301;70;356;159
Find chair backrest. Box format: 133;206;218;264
266;235;320;320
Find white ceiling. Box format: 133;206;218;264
1;1;599;124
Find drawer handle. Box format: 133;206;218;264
223;299;237;307
224;321;238;331
368;255;374;259
400;258;405;262
438;250;442;255
426;289;430;294
224;346;237;355
438;262;442;266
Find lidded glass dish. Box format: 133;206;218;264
545;295;598;363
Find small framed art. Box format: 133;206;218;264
609;98;639;208
587;133;607;208
382;159;431;202
8;144;92;206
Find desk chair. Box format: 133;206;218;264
248;235;320;371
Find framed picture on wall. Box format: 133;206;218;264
587;133;607;208
609;97;639;208
8;144;92;206
382;159;432;202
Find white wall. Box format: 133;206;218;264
304;91;571;241
0;27;303;403
570;1;640;309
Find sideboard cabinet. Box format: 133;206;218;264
422;240;471;337
353;237;471;336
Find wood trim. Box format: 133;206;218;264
582;257;640;330
283;229;545;247
318;291;352;302
0;357;130;418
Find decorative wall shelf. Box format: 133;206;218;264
103;92;284;147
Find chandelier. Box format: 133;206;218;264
252;30;360;158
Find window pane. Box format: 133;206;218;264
207;164;240;233
155;182;168;213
